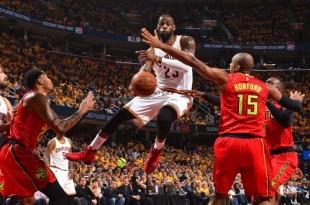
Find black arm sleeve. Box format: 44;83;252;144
278;95;302;112
204;93;220;106
266;102;294;128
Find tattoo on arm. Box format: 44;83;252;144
31;93;86;134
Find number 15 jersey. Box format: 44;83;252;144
219;73;268;137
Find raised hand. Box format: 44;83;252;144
290;91;305;102
141;28;163;48
79;91;96;114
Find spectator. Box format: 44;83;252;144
75;177;97;205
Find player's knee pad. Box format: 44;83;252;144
101;108;135;135
157;106;177;140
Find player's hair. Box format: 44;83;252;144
24;69;45;89
159;14;174;23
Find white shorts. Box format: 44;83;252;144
50;167;76;195
124;88;193;127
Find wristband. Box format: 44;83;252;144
155;56;162;63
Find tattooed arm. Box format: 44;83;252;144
26;92;95;134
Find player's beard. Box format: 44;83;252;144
158;30;174;43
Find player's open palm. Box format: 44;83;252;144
79;91;96;114
141;28;162;48
290;91;305;102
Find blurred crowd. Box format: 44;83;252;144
0;0;309;44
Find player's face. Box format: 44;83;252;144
0;67;8;90
157;16;176;41
266;77;282;92
40;73;54;91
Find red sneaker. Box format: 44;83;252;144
144;146;162;174
65;145;97;165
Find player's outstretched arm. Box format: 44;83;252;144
29;91;95;134
266;102;294;128
268;85;303;112
140;28;228;86
178;90;221;105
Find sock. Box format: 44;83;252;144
90;134;107;150
154;138;165;150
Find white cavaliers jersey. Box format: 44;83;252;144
153;35;193;90
0;96;8;121
49;137;71;171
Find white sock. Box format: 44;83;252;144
90;134;107;150
154;138;165;150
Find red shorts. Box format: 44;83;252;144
213;136;275;197
271;152;298;189
0;143;57;197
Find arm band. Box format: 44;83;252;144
266;102;294;128
278;95;302;112
204;93;220;106
161;58;192;72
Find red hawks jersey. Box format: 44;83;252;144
265;103;294;150
7;91;49;149
0;170;3;195
219;73;268;137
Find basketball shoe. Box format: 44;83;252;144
66;145;97;165
144;145;162;174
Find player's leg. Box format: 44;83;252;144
210;137;240;205
242;138;274;205
144;106;177;174
41;181;69;205
20;196;35;205
66;108;135;164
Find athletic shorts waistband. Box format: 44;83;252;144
5;139;34;153
270;147;295;156
219;133;262;139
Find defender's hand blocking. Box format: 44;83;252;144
79;91;96;115
141;28;163;48
178;89;205;98
290;91;305;102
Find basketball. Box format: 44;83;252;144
130;71;157;97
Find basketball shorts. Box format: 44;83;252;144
50;167;76;195
0;144;57;197
271;152;298;190
124;88;193;127
213;136;275;197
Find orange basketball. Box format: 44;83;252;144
130;71;157;97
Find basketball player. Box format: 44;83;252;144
138;28;304;205
0;68;95;205
0;65;13;205
178;79;302;205
66;14;196;174
264;77;299;205
44;134;76;205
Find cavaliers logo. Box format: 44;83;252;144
0;182;3;190
36;168;47;180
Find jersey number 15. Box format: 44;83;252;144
237;94;258;115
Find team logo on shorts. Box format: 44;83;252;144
36;168;48;180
